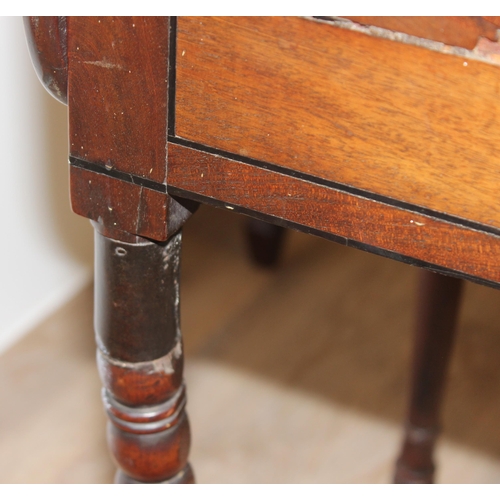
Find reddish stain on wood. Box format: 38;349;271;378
167;142;500;284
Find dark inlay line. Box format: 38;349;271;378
168;136;500;238
168;185;500;291
167;16;177;138
70;156;167;193
314;16;343;22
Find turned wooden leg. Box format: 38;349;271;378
94;224;194;484
394;270;463;483
245;218;286;268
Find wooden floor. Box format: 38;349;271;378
2;205;500;483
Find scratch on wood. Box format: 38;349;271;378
162;232;182;271
474;37;500;64
410;219;425;227
309;17;500;67
150;339;182;374
99;338;183;375
83;59;125;70
136;186;144;235
49;78;63;100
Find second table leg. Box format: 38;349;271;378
394;270;463;483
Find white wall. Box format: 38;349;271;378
0;17;94;354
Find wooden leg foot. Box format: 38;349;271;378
394;270;463;484
394;425;438;483
94;226;194;484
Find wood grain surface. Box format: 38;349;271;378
68;17;169;183
167;143;500;285
175;16;500;233
70;166;169;241
66;17;200;241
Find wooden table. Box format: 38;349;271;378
26;16;500;483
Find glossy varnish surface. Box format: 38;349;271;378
175;16;500;232
93;227;193;482
24;17;68;104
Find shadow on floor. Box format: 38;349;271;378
181;205;500;461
